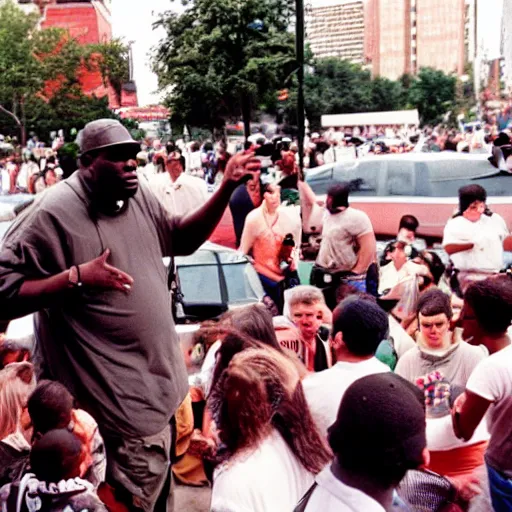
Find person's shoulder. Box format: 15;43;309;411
368;356;393;372
147;172;169;188
245;206;262;223
180;173;208;189
35;176;77;210
3;179;78;243
487;345;512;366
445;215;466;228
488;212;506;222
303;366;337;390
488;212;508;229
347;207;372;225
394;344;420;369
458;339;488;360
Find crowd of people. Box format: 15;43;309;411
0;115;511;512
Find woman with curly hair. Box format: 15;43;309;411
209;348;332;512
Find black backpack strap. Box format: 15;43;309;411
294;482;318;512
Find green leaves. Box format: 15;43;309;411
152;0;296;132
407;68;457;126
283;58;459;130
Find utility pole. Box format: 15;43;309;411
296;0;305;179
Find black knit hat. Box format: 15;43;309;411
458;184;487;214
328;373;426;480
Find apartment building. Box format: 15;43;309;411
306;0;365;62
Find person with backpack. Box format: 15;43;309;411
0;429;107;512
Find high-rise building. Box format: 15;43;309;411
501;0;512;92
415;0;466;75
365;0;466;79
306;0;365;62
377;0;412;79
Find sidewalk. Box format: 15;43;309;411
175;484;211;512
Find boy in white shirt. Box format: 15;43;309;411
296;373;428;512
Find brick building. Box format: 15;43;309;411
364;0;466;79
16;0;137;108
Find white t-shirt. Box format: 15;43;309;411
316;207;374;272
149;172;208;217
466;345;512;474
304;467;385;512
211;430;314;512
427;413;489;452
303;358;390;436
442;214;509;272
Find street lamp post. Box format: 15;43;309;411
296;0;305;179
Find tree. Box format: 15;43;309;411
0;1;131;144
0;1;55;145
85;39;131;107
153;0;296;137
283;58;406;131
370;76;406;113
406;67;457;126
22;87;118;143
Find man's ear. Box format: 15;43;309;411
330;331;344;350
17;364;33;385
420;447;430;469
79;153;94;169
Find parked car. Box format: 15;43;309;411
303;152;512;242
0;194;34;230
167;242;266;373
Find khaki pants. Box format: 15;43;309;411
105;424;175;512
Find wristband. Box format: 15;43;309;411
69;265;83;289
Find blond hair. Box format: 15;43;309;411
285;285;325;309
0;362;35;439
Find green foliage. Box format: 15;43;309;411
282;60;458;130
23;87;118;142
152;0;296;134
406;67;457;126
285;58;408;130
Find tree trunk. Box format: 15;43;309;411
241;95;251;140
0;105;23;145
20;96;27;147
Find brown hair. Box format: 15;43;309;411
230;304;281;350
209;348;331;474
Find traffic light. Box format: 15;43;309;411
278;89;289;101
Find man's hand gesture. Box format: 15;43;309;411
222;152;261;187
80;249;134;293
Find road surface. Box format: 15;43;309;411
175;484;211;512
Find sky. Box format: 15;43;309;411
111;0;181;106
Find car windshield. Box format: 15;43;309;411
175;246;264;305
